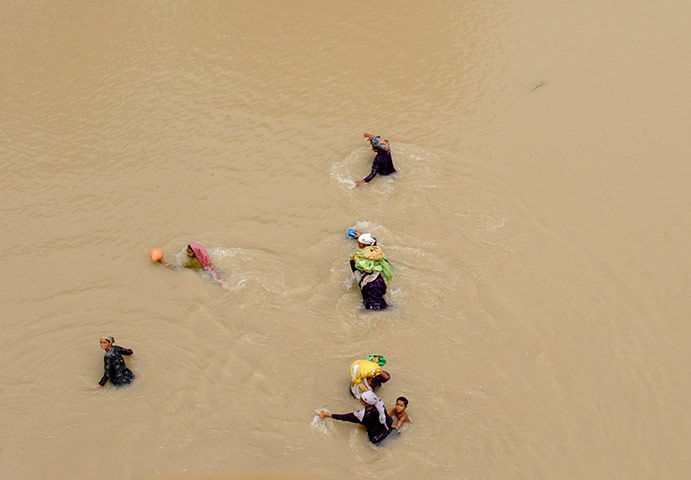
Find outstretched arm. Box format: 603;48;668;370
358;158;380;185
330;412;362;424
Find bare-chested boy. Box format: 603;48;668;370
388;396;411;429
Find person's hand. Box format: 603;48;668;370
363;133;373;139
355;180;365;187
95;385;103;389
318;410;331;419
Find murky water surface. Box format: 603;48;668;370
1;1;689;479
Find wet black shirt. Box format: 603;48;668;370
363;150;396;182
99;345;134;386
332;406;394;444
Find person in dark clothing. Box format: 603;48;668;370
356;133;396;186
352;270;388;310
318;391;394;445
97;336;134;387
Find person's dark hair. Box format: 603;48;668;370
396;396;408;406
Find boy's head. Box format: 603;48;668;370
395;396;408;413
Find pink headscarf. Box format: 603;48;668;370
188;242;211;268
188;242;223;281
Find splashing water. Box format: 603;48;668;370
311;409;334;435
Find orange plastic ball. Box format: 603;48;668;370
149;248;164;263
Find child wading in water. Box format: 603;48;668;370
388;396;411;429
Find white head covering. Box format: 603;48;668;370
360;390;388;428
357;233;376;246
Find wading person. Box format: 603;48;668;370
154;242;223;281
97;336;134;388
388;396;411;429
318;391;395;445
350;355;391;398
350;233;393;310
356;133;396;186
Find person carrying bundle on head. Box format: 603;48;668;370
350;233;393;310
350;354;390;398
